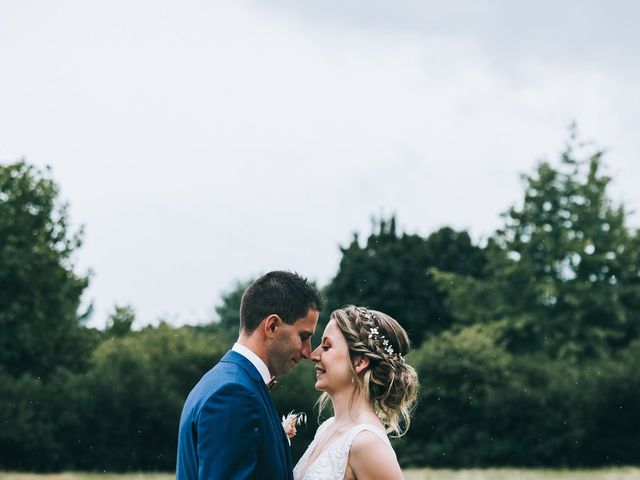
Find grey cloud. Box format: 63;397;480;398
252;0;640;77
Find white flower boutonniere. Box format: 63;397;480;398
281;411;306;445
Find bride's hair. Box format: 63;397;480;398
317;306;419;437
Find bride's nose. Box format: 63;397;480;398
310;345;322;362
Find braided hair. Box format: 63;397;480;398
317;306;419;437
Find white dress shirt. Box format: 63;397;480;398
232;342;272;385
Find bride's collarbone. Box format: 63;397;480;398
315;419;381;459
302;421;352;468
312;422;349;455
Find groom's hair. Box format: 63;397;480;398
240;270;323;334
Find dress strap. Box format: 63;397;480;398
343;423;395;454
293;419;396;480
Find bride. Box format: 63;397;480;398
294;306;419;480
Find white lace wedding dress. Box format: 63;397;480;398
293;417;396;480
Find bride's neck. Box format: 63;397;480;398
330;388;374;425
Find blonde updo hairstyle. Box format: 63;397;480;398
317;306;419;437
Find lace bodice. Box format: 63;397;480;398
293;418;396;480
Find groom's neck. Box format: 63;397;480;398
237;333;271;375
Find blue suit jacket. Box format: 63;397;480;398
176;350;293;480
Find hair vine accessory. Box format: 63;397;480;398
361;308;404;363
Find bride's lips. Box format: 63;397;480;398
315;367;326;377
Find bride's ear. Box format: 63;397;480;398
353;355;369;374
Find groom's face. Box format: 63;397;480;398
268;308;319;377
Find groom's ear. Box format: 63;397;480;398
353;355;370;374
263;314;280;338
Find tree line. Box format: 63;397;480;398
1;132;639;471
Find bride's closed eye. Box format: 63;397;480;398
321;342;331;351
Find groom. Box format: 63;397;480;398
176;271;322;480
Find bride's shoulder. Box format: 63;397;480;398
349;426;390;452
347;427;402;480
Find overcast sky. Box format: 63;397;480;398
1;0;639;329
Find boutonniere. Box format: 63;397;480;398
281;411;307;445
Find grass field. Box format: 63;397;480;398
403;469;640;480
2;469;640;480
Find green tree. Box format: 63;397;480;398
497;136;640;358
105;305;135;337
0;160;91;378
402;325;595;468
436;132;640;360
0;369;59;470
70;323;225;471
324;217;486;345
199;279;252;346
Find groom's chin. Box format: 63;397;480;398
281;358;298;375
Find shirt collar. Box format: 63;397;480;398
232;342;272;385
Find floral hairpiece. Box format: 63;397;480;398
361;309;404;362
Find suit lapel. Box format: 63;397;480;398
221;351;292;477
257;380;291;475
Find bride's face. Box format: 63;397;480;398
310;319;354;393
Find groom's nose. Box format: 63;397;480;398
301;337;312;359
